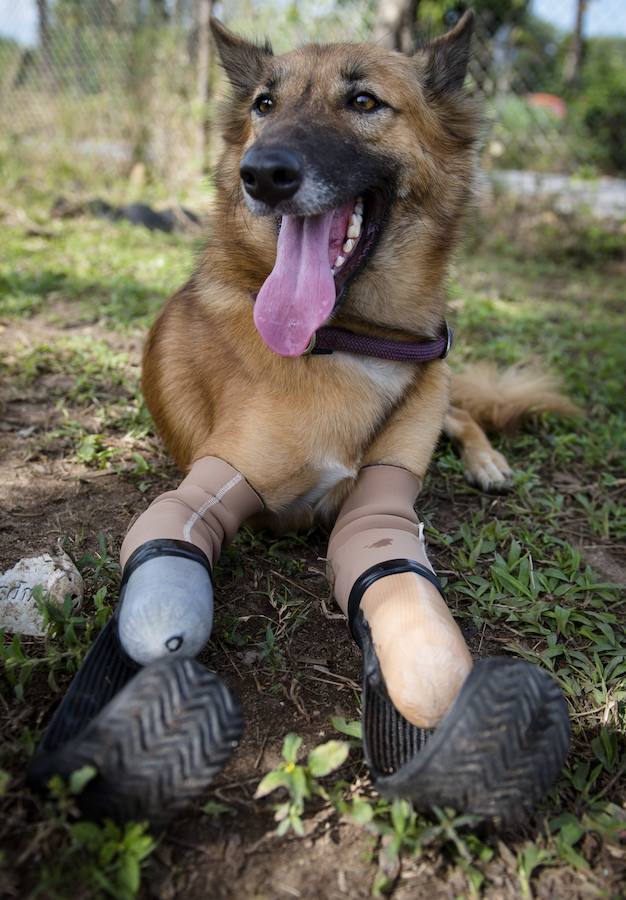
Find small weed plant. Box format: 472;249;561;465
13;765;156;899
255;732;350;836
1;584;113;699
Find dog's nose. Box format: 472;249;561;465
240;147;303;206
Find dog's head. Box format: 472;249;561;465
211;14;478;356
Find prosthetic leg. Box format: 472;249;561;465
328;465;570;822
29;458;263;825
30;456;570;825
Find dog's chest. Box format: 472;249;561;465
299;458;358;507
333;353;415;401
299;354;415;508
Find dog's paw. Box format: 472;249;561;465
462;448;513;492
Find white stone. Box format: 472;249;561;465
0;552;83;636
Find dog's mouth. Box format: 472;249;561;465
254;191;385;357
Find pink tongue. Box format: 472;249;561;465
254;211;337;357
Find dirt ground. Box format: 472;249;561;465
1;198;625;899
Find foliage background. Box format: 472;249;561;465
1;0;625;197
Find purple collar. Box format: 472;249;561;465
307;321;453;363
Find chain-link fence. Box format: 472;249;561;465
1;0;624;193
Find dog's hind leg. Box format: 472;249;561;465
447;362;579;491
444;405;512;492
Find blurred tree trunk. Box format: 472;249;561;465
127;3;154;169
196;0;215;172
373;0;421;53
173;0;184;25
564;0;587;89
36;0;53;75
150;0;169;21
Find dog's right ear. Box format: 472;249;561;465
416;9;474;97
210;19;273;99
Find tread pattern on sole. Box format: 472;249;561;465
29;657;243;827
358;615;570;822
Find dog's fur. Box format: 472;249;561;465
142;14;574;524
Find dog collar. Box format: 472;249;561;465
306;321;453;362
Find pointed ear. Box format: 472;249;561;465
210;18;273;99
418;9;474;97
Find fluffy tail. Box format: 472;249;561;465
450;363;579;433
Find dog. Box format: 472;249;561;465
29;14;576;825
142;13;573;527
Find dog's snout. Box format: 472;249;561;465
240;147;303;206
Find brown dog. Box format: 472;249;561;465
144;14;571;508
139;14;573;725
28;16;575;826
26;17;577;828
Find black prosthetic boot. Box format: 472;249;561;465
29;540;243;827
349;561;571;824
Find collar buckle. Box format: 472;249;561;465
440;323;453;359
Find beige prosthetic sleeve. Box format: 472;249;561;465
117;456;263;666
120;456;264;569
327;465;473;729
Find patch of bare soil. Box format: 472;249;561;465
0;314;143;571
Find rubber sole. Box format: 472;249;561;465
29;654;243;827
356;615;570;823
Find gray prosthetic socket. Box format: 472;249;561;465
117;555;213;666
116;456;263;666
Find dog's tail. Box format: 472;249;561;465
450;363;579;433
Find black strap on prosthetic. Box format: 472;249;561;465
347;558;445;647
121;538;213;588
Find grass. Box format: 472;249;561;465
0;157;624;898
0;218;192;326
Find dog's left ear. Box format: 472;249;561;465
210;18;273;99
416;9;474;97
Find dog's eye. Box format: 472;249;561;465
350;93;381;113
253;94;274;116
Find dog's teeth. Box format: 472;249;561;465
334;255;346;268
343;238;355;253
354;199;364;215
347;215;362;239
